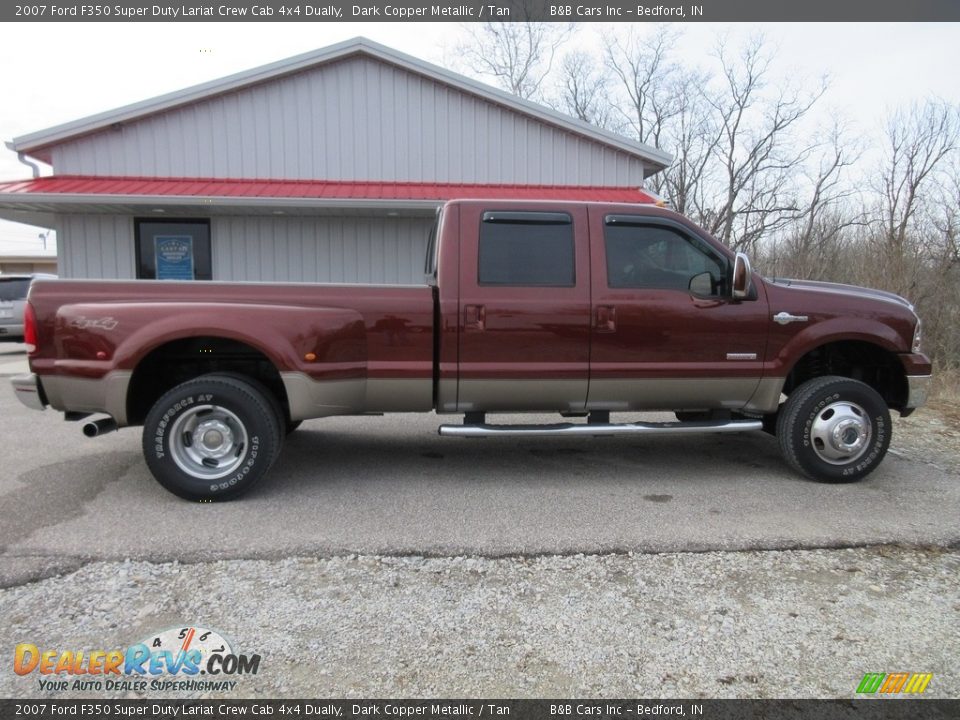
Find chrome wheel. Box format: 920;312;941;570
169;404;249;480
777;376;890;484
809;400;871;465
144;374;283;501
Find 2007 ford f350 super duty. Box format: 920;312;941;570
13;199;931;500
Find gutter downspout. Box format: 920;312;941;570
5;142;41;178
16;152;41;179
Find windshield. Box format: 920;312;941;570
0;278;31;301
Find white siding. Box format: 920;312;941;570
51;56;647;187
57;213;432;285
58;214;135;279
211;216;432;284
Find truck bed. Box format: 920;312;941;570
28;278;437;418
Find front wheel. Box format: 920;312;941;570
776;376;891;483
142;374;283;501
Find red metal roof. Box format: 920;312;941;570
0;175;656;204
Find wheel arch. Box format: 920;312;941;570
126;335;290;427
781;339;908;411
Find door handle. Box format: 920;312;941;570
773;311;809;325
596;305;616;333
464;304;486;331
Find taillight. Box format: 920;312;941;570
23;302;37;354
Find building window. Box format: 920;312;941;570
135;219;212;280
478;211;575;286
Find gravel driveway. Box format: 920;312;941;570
2;546;958;699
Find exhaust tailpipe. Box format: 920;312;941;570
83;418;118;438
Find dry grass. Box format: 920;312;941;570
932;365;960;404
892;367;960;474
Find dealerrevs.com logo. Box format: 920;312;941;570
14;626;261;693
856;672;933;695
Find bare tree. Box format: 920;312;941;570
870;100;959;294
551;50;618;130
922;158;960;365
604;26;683;149
454;22;576;100
772;123;864;278
656;66;721;214
602;27;720;206
937;156;960;269
703;36;827;252
602;30;827;252
856;100;960;368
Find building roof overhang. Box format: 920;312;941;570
0;175;659;227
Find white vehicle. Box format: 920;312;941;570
0;274;56;341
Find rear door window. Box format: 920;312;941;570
478;211;575;287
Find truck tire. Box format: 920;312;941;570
213;371;300;435
142;374;283;501
205;370;295;436
776;376;891;483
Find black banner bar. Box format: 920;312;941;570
4;0;960;23
2;700;959;720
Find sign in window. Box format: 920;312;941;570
136;219;211;281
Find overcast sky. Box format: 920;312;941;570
1;21;958;255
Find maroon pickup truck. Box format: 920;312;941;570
13;200;931;500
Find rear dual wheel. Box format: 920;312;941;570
142;374;283;501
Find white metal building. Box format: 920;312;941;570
0;37;669;285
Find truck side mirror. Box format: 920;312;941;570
732;252;753;300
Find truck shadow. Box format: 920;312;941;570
271;424;789;495
3;419;944;567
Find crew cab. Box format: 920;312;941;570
12;200;931;500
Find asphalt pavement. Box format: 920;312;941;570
0;343;28;376
2;346;959;588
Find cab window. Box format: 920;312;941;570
478;211;575;287
604;218;726;296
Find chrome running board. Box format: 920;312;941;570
438;419;763;438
